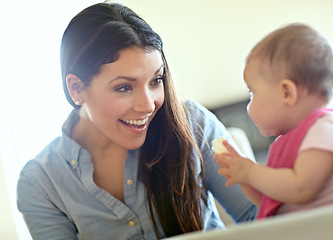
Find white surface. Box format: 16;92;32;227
166;205;333;240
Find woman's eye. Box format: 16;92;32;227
115;85;132;92
150;77;164;87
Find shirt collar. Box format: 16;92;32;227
59;109;85;169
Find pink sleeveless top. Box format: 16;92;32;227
257;108;333;219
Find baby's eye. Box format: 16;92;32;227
115;85;132;92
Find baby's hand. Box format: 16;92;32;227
213;139;255;187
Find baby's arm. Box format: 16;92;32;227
238;184;263;207
216;140;333;204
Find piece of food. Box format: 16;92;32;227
212;136;229;154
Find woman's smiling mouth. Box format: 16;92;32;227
119;118;148;129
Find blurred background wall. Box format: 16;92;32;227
113;0;333;108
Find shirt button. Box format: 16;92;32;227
128;221;135;227
127;179;133;185
71;160;77;166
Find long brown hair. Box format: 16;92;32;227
139;52;205;237
60;2;205;237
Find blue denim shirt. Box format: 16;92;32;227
17;100;257;240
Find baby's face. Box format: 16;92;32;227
243;59;287;137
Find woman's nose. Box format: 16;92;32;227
134;90;155;113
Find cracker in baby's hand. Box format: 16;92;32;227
212;136;229;154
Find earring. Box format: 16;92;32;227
74;101;80;105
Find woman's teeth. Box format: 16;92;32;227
121;118;148;126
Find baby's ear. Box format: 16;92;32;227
280;79;298;106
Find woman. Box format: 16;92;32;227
17;2;257;239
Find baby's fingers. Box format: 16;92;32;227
223;140;241;158
225;179;236;187
214;153;232;167
218;171;235;187
217;166;229;176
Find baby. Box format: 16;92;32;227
214;23;333;219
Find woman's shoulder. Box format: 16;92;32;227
17;135;82;199
183;99;221;127
19;136;69;180
183;99;208;113
184;99;212;118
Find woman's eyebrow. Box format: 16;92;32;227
109;76;136;83
155;64;164;75
109;64;165;83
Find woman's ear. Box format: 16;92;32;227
66;73;84;106
280;79;298;106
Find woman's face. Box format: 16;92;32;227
80;46;165;150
